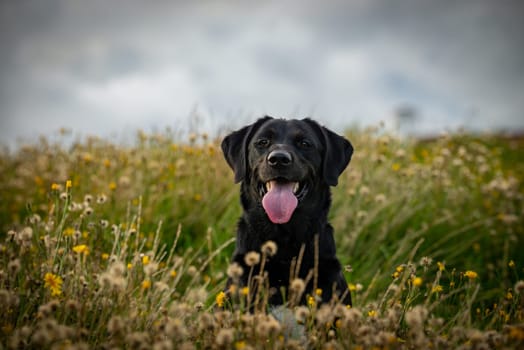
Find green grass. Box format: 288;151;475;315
0;127;523;349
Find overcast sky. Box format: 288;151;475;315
1;0;523;147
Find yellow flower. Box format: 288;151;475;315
392;163;401;171
315;288;323;296
432;285;443;293
509;260;515;268
368;310;377;318
396;265;404;273
464;270;478;280
142;255;150;265
109;182;117;191
101;253;109;260
193;194;202;201
170;270;177;278
412;277;423;287
72;244;89;255
307;296;315;307
235;340;246;350
44;272;63;296
216;291;226;307
66;180;72;189
63;227;75;236
51;183;60;191
437;261;445;271
241;287;249;296
127;263;133;270
142;279;151;290
348;283;357;292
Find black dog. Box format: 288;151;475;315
221;116;353;306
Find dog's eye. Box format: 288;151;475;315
298;139;312;148
255;138;270;148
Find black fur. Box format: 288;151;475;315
221;116;353;306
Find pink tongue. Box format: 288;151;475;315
262;181;298;224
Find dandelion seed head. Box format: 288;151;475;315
419;256;433;267
261;240;278;256
8;259;21;275
227;262;244;279
186;265;197;276
144;261;159;276
514;280;524;294
216;328;235;346
290;278;306;295
165;318;188;339
244;251;260;266
294;306;310;324
20;227;33;241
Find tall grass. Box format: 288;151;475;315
0;126;523;349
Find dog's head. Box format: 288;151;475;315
222;116;353;224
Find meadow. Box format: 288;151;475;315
0;125;523;349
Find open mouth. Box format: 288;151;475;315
258;179;309;200
258;179;309;224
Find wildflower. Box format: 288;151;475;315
66;180;72;189
51;183;60;191
109;181;117;191
432;285;444;293
170;270;177;278
101;253;109;260
412;277;423;287
506;291;513;300
368;310;377;318
127;263;133;270
315;288;323;297
509;260;515;268
261;240;278;256
72;245;89;257
216;291;226;307
235;340;247;350
464;270;478;280
62;227;75;236
392;163;401;171
193;194;202;201
307;296;316;307
437;261;445;271
44;272;63;296
241;287;249;296
142;255;150;265
141;279;152;290
244;251;260;266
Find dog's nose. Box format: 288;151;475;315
267;150;292;167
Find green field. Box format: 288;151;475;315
0;127;523;349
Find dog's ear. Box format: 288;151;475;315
303;118;353;186
221;116;273;183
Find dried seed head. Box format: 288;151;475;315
216;328;235;346
261;240;278;256
290;278;306;295
226;262;244;279
244;251;260;266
